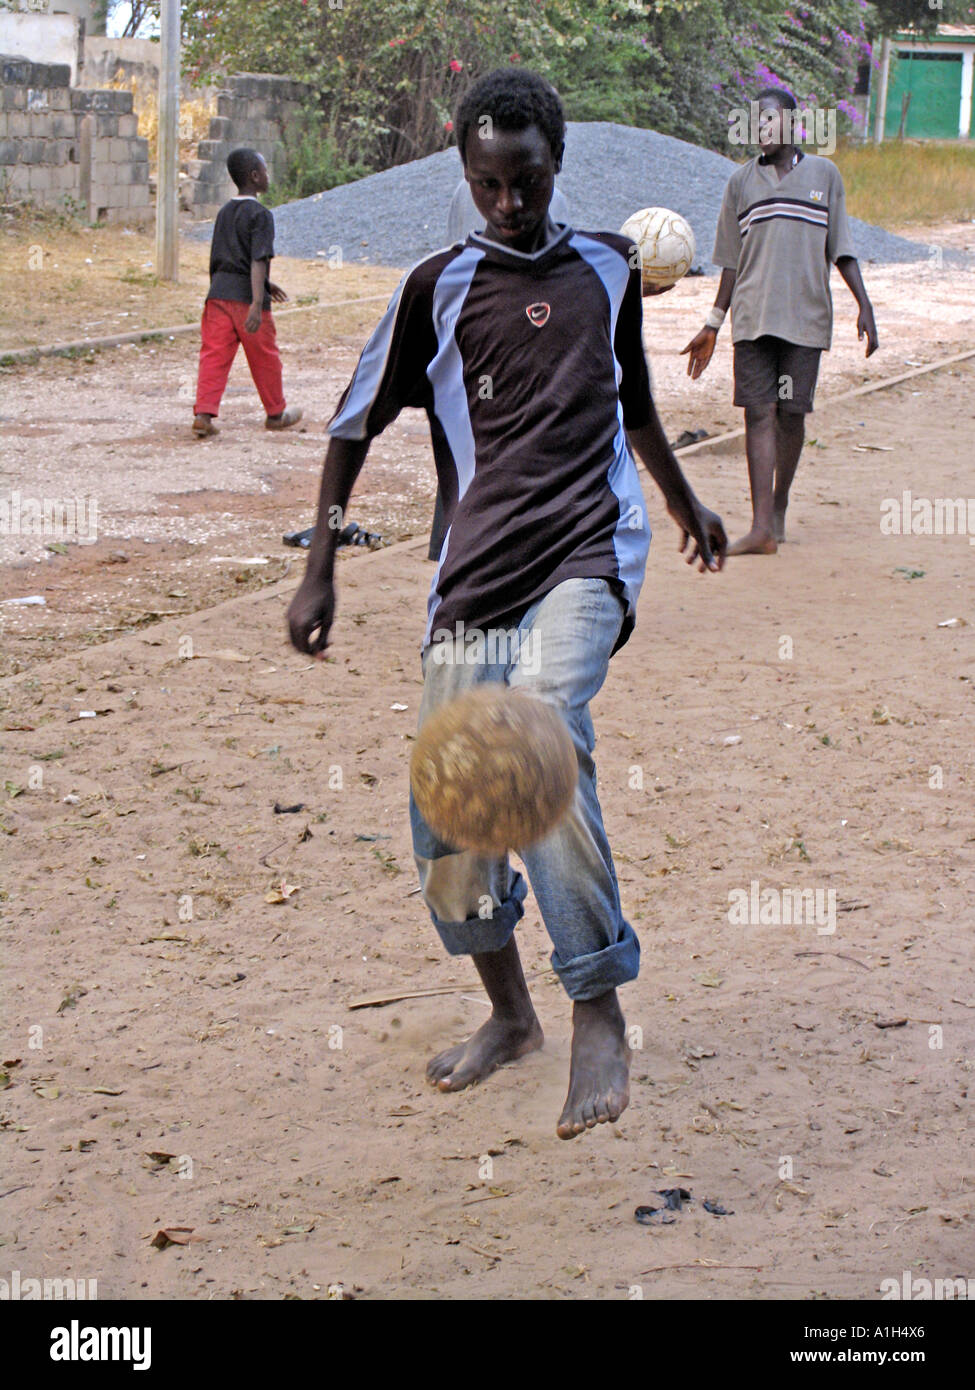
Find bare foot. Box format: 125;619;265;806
556;991;630;1139
427;1013;543;1092
727;528;778;556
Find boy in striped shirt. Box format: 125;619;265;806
683;87;878;554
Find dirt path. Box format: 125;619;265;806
2;247;973;681
2;351;973;1299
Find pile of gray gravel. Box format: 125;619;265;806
191;121;952;272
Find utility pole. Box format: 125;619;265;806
156;0;180;282
873;36;892;144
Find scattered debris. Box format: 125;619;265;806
635;1188;735;1225
283;522;384;549
634;1205;676;1226
795;949;871;970
209;556;270;565
58;984;87;1013
195;648;251;663
671;428;710;449
348;983;484;1010
265;882;300;904
150;1227;195;1249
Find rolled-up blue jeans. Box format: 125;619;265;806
410;577;640;1001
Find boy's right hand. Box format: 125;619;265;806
287;576;335;657
681;326;717;378
244;302;262;333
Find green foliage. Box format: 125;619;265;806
867;0;974;37
760;0;869;127
183;0;594;167
179;0;906;186
268;106;372;204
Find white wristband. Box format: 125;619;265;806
705;307;726;330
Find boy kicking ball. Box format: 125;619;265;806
192;148;302;438
288;69;726;1139
683;87;878;554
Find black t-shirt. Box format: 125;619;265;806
328;226;655;655
207;196;275;309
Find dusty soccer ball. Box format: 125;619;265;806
620;206;697;288
410;685;577;856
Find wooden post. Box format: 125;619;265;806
79;112;92;218
155;0;180;282
897;90;912;140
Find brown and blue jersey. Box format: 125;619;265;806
328;226;655;653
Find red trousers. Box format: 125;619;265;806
194;298;286;417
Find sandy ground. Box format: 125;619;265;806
1;232;974;1301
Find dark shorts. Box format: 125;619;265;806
733;336;823;414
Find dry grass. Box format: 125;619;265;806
832;139;975;227
111;77;214;170
0;214;401;352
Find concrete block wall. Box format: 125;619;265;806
187;72;309;220
71;84;150;222
0;54;150;223
80;36;221;113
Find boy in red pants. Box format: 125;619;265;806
192;148;302;437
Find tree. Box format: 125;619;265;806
179;0;893;178
105;1;158;39
182;0;598;166
867;0;973;36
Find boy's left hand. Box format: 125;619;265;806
668;497;727;572
857;304;878;357
268;281;288;303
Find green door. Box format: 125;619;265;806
884;51;963;138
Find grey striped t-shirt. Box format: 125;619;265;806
712;152;857;349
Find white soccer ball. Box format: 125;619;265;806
620;206;697;288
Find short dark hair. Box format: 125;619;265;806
454;68;565;165
755;86;798;111
227;147;263;188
